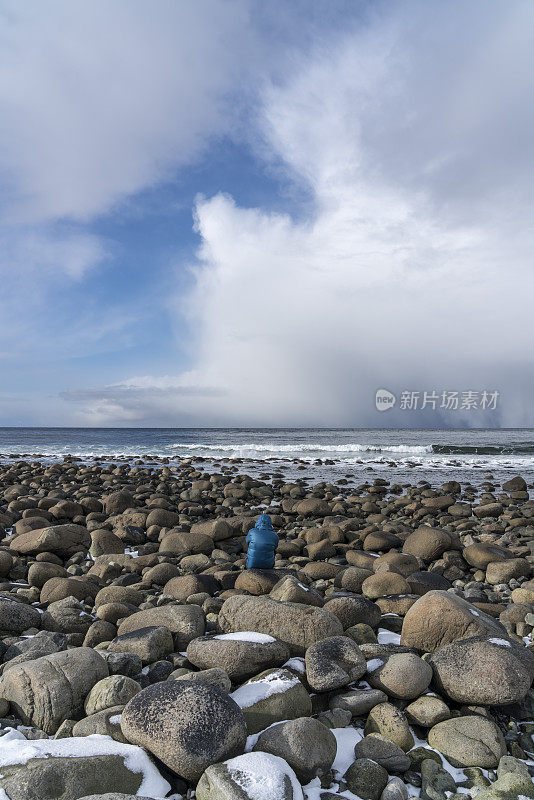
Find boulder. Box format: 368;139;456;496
367;652;432;699
305;635;367;691
187;632;290;681
353;734;411;773
323;595;381;629
270;575;324;607
0;647;108;733
343;758;389;800
163;573;219;600
84;675;141;715
400;590;509;652
219;595;343;655
196;751;303;800
405;695;450;727
0;736;169;800
104;491;135;514
117;603;205;649
463;543;514;569
0;597;42;633
252;717;337;783
10;524;91;556
191;518;233;541
402;527;457;562
159;529;214;555
230;668;312;734
108;626;173;664
430;636;534;705
428;716;506;768
121;680;247;781
364;702;414;751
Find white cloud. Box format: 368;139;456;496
79;0;534;426
3;0;532;426
0;0;256;224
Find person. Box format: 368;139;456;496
246;513;279;569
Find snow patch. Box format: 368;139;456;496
377;629;401;645
214;632;276;644
366;658;383;673
225;751;304;800
283;657;306;674
331;726;364;777
230;670;299;709
488;637;511;647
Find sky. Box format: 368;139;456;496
0;0;533;428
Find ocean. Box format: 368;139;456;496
0;428;533;486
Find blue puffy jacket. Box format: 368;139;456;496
246;513;279;569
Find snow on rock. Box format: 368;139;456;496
214;632;276;644
230;670;300;709
365;658;383;673
488;637;512;647
331;726;364;777
377;628;401;645
283;657;306;674
225;751;304;800
0;733;171;798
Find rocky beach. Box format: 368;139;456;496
0;452;533;800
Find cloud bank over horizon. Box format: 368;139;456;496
1;0;533;427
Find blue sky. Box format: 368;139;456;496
1;0;533;427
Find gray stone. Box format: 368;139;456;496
117;603;205;649
84;675;141;715
196;751;302;800
0;597;41;633
368;652;432;700
219;595;343;655
428;716;507;768
121;679;247;781
353;734;411;773
305;636;367;692
108;626;173;664
186;632;290;681
230;667;312;734
0;647;108;733
253;717;337;783
401;591;509;652
343;758;388;800
10;523;91;556
330;688;387;718
430;636;534;705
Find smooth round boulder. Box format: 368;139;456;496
163;574;219;601
252;717;337;783
187;632;290;681
121;680;247;781
402;527;457;561
0;647;108;733
0;597;42;633
117;604;205;649
400;590;509;652
219;595;343;655
428;716;506;768
84;675;141;715
367;652;432;699
463;543;514;569
305;636;367;692
430;636;534;705
323;596;381;629
230;668;312;735
196;751;303;800
362;572;411;600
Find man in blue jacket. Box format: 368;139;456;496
246;513;279;569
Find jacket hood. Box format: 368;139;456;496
254;513;273;529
